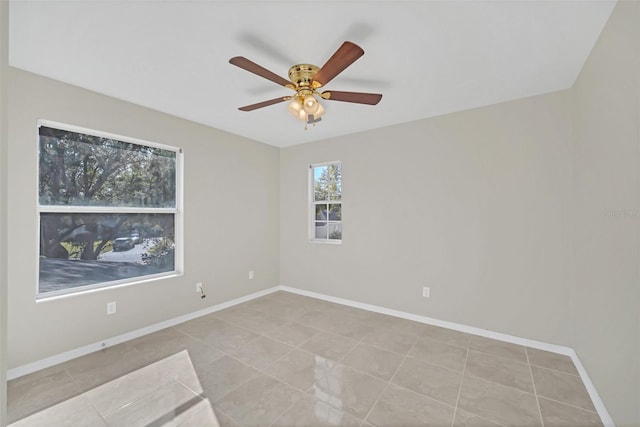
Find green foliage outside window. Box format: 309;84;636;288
312;163;342;241
38;124;179;295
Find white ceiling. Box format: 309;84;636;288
9;1;615;148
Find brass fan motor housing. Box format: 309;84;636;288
288;64;320;88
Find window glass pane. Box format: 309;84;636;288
315;204;328;221
313;165;328;201
327;164;342;201
39;212;175;294
311;162;341;242
328;204;341;221
39;126;176;208
315;222;328;239
328;222;342;240
331;179;342;201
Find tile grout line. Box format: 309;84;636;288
186;335;271;407
61;366;113;424
206;366;263;408
263;310;385;425
360;333;420;424
465;344;529;365
63;368;111;426
334;350;460;411
11;294;597;427
212;406;244;427
169;300;477;424
265;326;322;348
279;291;610;424
419;334;471;352
265;392;301;427
94;378;187;419
186;301;368;419
169;298;587;424
214;359;294;409
14;299;336;423
261;326;372;427
197;318;354;426
220;296;478;367
525;347;545;427
529;363;581;377
462;370;538;398
450;337;471;427
252;326;362;427
536;395;601;415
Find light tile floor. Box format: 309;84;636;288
8;291;604;426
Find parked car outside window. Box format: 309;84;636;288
113;237;135;251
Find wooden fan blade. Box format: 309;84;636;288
229;56;291;87
238;96;288;111
312;41;364;88
322;91;382;105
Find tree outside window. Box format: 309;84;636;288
38;122;181;297
311;162;342;242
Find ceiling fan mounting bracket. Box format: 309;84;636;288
288;64;320;88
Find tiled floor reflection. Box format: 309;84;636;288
8;291;604;426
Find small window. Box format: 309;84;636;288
310;162;342;243
37;121;182;298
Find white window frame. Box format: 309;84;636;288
36;119;184;300
309;161;342;244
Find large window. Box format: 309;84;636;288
310;162;342;243
37;121;182;298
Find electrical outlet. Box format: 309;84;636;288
248;270;254;280
422;287;430;298
107;301;117;315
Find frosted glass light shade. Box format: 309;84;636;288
303;95;320;114
288;99;303;119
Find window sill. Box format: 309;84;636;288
35;271;182;303
309;239;342;245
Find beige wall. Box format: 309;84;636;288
571;1;640;425
6;68;280;368
281;90;574;345
1;1;9;425
280;3;640;425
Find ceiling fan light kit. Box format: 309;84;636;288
229;41;382;129
287;92;325;123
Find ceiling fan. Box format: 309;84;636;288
229;41;382;128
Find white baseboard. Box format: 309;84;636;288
279;285;615;427
6;286;280;381
7;284;614;427
564;349;615;427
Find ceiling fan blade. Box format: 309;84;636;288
321;91;382;105
312;41;365;88
229;56;291;87
238;96;289;111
